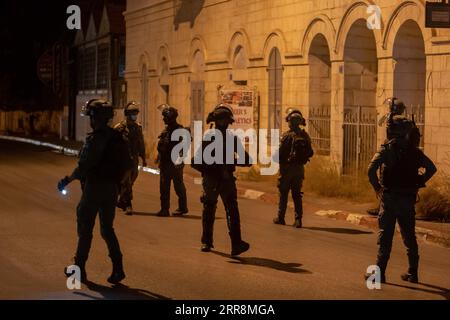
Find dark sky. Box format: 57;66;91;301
0;0;121;110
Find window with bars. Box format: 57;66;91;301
77;50;84;91
83;46;96;90
268;48;282;132
97;44;109;89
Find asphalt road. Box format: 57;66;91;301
0;140;449;300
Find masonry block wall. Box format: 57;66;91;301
125;0;450;173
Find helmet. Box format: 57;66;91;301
124;101;140;115
285;108;306;126
384;97;405;115
81;99;114;119
206;103;235;124
157;104;178;120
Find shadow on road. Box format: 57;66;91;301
73;282;171;300
387;282;450;300
131;211;207;220
304;226;373;235
211;251;312;274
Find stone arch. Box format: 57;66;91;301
189;35;208;70
335;1;383;60
300;14;336;62
262;30;287;65
382;1;432;55
138;52;150;71
227;29;252;68
157;44;171;77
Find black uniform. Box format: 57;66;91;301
70;126;123;272
275;128;313;226
368;139;436;281
192;129;252;253
157;122;188;213
115;120;146;210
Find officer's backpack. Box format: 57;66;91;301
387;115;421;148
381;142;422;189
288;131;314;165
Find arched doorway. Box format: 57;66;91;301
268;47;282;132
393;20;425;148
343;19;378;174
308;34;331;155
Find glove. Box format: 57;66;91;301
58;176;71;192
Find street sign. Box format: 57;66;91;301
36;44;65;96
37;50;53;86
425;2;450;28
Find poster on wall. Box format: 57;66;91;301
219;89;254;131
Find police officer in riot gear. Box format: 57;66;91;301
58;99;125;284
368;98;410;216
156;104;188;217
366;113;436;284
191;103;252;256
273;108;313;228
115;101;146;215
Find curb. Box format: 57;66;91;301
0;134;161;175
236;188;450;249
314;210;450;249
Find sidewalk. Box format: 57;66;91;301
2;133;449;248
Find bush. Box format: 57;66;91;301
416;173;450;222
303;156;376;203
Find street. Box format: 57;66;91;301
0;140;449;300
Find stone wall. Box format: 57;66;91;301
125;0;450;172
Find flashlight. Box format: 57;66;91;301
61;189;68;196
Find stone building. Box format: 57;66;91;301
73;1;126;141
124;0;450;173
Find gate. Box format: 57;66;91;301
343;106;377;175
308;106;331;155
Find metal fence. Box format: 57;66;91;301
343;106;377;175
308;105;331;155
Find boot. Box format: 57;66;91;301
401;272;418;283
273;216;286;225
293;218;302;228
156;209;170;217
64;258;87;283
172;208;189;216
107;257;125;284
231;240;250;256
364;271;386;284
201;243;214;252
293;207;303;228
